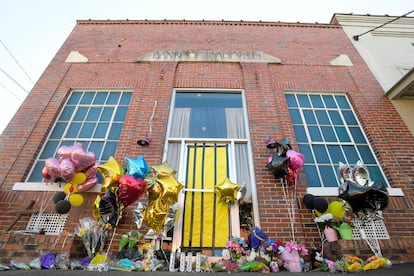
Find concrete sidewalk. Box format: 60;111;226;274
0;263;413;276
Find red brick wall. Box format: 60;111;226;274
0;20;413;265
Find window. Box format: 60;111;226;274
165;90;256;255
26;91;132;182
285;93;388;192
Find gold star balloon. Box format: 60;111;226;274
215;177;241;205
156;172;184;206
97;156;125;190
152;161;177;176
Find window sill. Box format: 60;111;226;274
307;187;404;197
12;182;102;193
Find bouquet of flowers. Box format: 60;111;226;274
226;237;249;261
263;239;283;259
75;217;108;257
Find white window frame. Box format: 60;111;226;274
163;88;260;253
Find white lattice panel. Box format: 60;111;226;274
351;218;390;240
26;213;68;235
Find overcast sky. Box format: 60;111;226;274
0;0;412;133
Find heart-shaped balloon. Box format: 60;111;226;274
44;157;62;180
77;176;99;193
57;143;84;160
71;148;96;172
118;174;148;207
286;149;305;170
60;159;76;182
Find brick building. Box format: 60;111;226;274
0;18;413;265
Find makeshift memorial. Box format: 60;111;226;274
280;241;308;272
226;237;250;262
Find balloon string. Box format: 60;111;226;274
148;100;158;134
105;227;117;261
281;178;295;242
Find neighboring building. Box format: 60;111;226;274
331;13;414;135
0;18;413;265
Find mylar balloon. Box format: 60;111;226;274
99;189;120;226
69;193;84;207
98;156;125;190
156;172;184;206
152;161;177;176
266;154;290;179
327;201;346;219
71;146;96;171
118;174;148;207
44;158;61;181
313;197;329;214
143;202;168;233
125;155;150;179
286;150;305;170
60;159;76;182
77;176;98;193
215;177;241;204
133;202;145;229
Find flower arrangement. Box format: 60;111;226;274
314;212;334;228
226;237;250;261
263;239;283;259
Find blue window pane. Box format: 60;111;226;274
319;166;338;187
321;126;337;142
101;107;114;121
309;126;323;142
367;166;386;185
343;145;359;164
304;166;321;187
288;109;302;124
108;123;123;139
120;92;132;105
315;110;330;124
89;141;104;159
327;145;345;164
303;110;317;124
40;141;59;159
102;142;118;160
107;93;121;104
60;140;75;147
310;95;324;108
342;110;358;125
86;107;102;121
93;92;108;104
297;94;311;107
294;126;308;142
328;111;343;125
336;96;350;109
80;93;95;104
357;145;376;164
349;127;366;143
50;123;67;139
322;95;337;108
298;144;314;163
67;92;82;104
114;106;128;121
94;123;109;138
73;107;88;121
285;94;298;107
335;127;351;142
79;123;95;138
312;145;330;163
59;106;75;121
28;161;45;182
65;123;81;138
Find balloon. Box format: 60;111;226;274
99;189;120;226
63;183;76;194
71;147;96;171
143;202;168;233
72;172;87;185
92;195;102;220
60;159;76;182
77;176;98;193
52;191;67;204
125;155;150;179
45;158;61;180
152;161;177;176
118;174;148;207
286;150;305;170
353;160;370;186
84;162;99;178
303;194;315;209
313;197;329;213
57;143;82;160
156;172;184;206
215;177;241;204
266;154;290;179
55;200;71;214
327;201;346;219
133;202;145;229
98;156;125;190
69;193;84;206
285;166;298;187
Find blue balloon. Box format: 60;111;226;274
125;155;150;179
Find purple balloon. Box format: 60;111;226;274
286;150;305;169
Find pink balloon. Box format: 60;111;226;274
45;158;61;180
118;174;147;207
77;176;98;192
71;148;96;171
84;162;99;178
60;159;76;182
286;150;305;169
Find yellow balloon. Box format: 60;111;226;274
98;156;125;190
69;193;84;206
215;177;240;205
92;195;102;220
157;173;184;206
63;183;77;194
314;210;322;217
152;161;177;176
72;172;87;185
327;201;346;218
